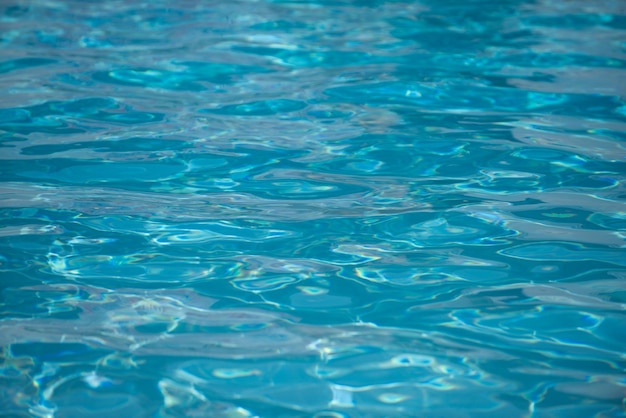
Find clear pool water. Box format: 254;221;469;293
1;0;625;417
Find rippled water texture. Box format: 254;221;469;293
1;0;626;417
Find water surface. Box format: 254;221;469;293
1;0;625;417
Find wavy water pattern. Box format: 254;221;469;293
1;0;625;417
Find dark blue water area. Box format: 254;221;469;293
1;0;625;417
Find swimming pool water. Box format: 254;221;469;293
1;0;625;416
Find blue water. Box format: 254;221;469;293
1;0;625;416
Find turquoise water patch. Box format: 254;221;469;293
20;137;192;156
202;99;308;116
19;161;185;183
0;98;164;135
0;57;57;74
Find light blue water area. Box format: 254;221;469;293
1;0;625;416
